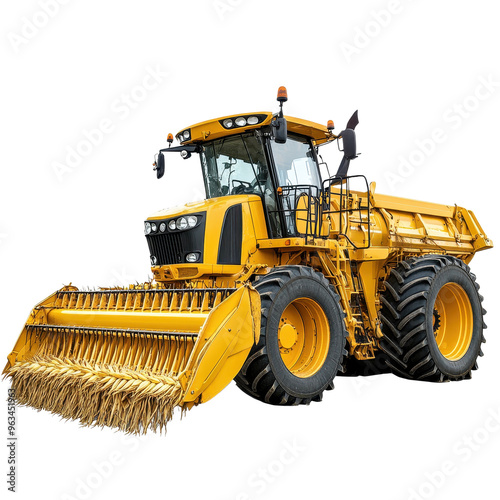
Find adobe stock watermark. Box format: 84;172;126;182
213;0;245;20
348;358;388;396
109;267;136;288
189;186;206;203
405;404;500;500
340;0;416;64
60;434;147;500
233;439;306;499
52;65;168;182
384;74;499;191
6;389;17;493
7;0;72;54
350;375;374;396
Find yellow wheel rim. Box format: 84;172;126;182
433;283;473;361
278;297;330;378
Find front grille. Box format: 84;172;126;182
145;212;206;266
147;232;184;265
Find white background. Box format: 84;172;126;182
1;1;499;499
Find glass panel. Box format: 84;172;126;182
270;134;321;237
271;135;321;188
200;133;273;199
200;133;281;237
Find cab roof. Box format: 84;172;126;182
175;112;335;146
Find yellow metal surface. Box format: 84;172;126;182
183;285;260;403
46;309;208;332
278;297;330;378
456;208;494;251
176;112;273;144
279;323;298;349
330;181;492;257
433;283;474;361
371;190;456;218
284;115;333;145
177;113;332;145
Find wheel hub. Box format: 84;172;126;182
277;297;331;377
434;282;473;361
279;323;298;350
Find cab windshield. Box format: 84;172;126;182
200;132;273;199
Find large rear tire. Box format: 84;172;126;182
235;266;347;405
379;255;486;381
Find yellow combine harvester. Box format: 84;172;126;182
4;87;493;434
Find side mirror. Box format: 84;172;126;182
155;152;165;179
273;116;287;144
340;128;356;159
334;110;359;179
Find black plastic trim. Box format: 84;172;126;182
217;204;243;265
218;114;268;129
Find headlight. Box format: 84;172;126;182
183;130;190;140
151;255;157;265
187;215;197;228
168;220;176;231
159;222;167;232
186;252;199;263
144;222;151;235
247;116;259;125
150;222;157;233
235;117;247;127
176;217;188;230
223;119;233;128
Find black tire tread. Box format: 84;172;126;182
379;254;486;382
235;266;348;405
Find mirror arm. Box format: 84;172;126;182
159;145;200;154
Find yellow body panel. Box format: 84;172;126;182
182;285;260;403
177;112;273;144
177;113;333;145
46;309;208;332
285;115;333;145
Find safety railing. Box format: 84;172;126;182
269;177;371;248
269;185;322;238
322;175;371;249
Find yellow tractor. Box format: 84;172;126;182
4;87;493;434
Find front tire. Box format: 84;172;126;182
379;255;486;381
235;266;347;405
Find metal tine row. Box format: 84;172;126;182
26;325;197;375
54;288;236;314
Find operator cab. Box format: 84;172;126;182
154;87;359;240
198;128;322;237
